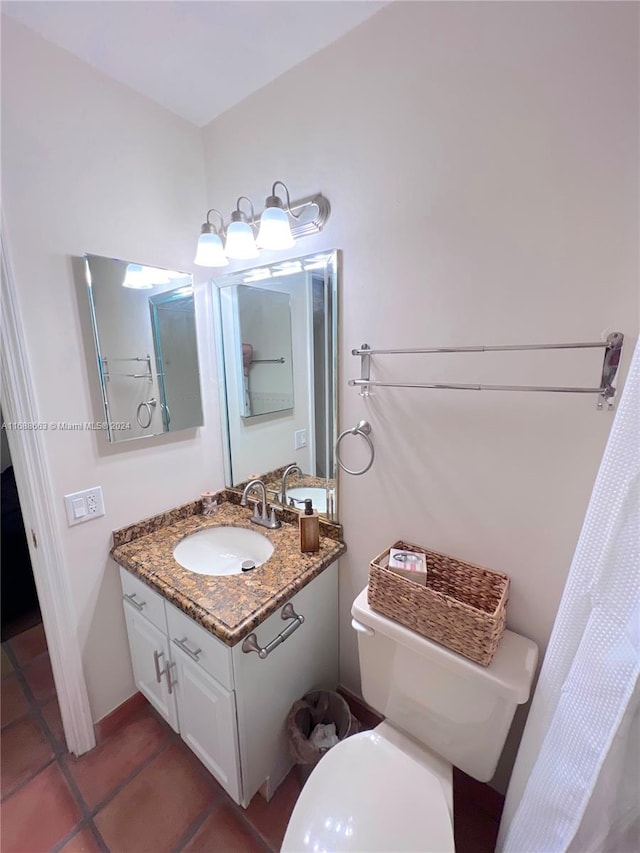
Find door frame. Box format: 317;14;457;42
1;223;95;755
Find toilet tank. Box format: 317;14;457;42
351;588;538;782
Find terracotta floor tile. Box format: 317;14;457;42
42;696;66;744
1;647;14;677
64;708;169;808
22;652;56;703
1;714;54;796
183;802;268;852
58;824;103;853
94;742;217;853
245;768;302;851
94;691;148;744
0;762;82;852
1;673;30;727
9;622;48;666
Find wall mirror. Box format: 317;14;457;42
84;254;204;443
214;250;338;520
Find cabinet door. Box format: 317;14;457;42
172;645;241;804
123;600;179;732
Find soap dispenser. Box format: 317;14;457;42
299;499;320;553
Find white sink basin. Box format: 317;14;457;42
286;487;327;514
173;526;273;576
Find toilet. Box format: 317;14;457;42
282;587;538;852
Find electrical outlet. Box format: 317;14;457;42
64;486;105;527
294;429;308;450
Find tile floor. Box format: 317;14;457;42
1;623;504;853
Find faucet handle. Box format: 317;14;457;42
246;497;261;520
268;504;283;528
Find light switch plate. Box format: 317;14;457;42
294;428;308;450
64;486;105;527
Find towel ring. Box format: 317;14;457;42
335;420;375;476
136;397;157;429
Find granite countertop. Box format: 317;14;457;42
111;492;346;647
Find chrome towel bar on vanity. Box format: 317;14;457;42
242;603;305;660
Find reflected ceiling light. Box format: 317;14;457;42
243;268;272;283
122;263;155;289
256;181;297;250
224;196;259;260
194;209;228;267
194;183;330;269
271;260;302;277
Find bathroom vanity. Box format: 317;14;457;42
111;495;345;807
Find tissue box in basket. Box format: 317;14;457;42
388;547;427;585
368;540;509;666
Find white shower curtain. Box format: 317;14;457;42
498;338;640;853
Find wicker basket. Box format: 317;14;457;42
368;541;509;666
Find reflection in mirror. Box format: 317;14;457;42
236;286;294;418
215;251;338;519
84;254;204;443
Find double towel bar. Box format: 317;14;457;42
350;333;624;409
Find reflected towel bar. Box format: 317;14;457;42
350;333;624;409
101;355;153;383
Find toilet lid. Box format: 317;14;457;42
282;730;455;853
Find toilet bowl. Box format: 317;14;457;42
282;587;538;852
282;721;455;852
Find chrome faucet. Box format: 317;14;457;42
241;479;281;529
281;463;302;506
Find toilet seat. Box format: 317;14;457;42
281;727;455;853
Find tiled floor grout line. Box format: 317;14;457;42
83;738;173;819
3;632;297;852
48;818;95;853
170;801;219;853
235;803;276;853
1;641;62;804
219;789;278;853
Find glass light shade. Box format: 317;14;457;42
194;232;229;267
122;264;154;289
256;206;295;250
225;221;259;260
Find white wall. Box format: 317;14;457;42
1;18;226;722
202;1;639;788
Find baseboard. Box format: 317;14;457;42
94;691;148;744
337;684;384;730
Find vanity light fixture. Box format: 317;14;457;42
225;197;259;260
194;182;330;268
194;209;228;268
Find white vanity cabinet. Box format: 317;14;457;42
120;570;179;732
118;561;338;807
